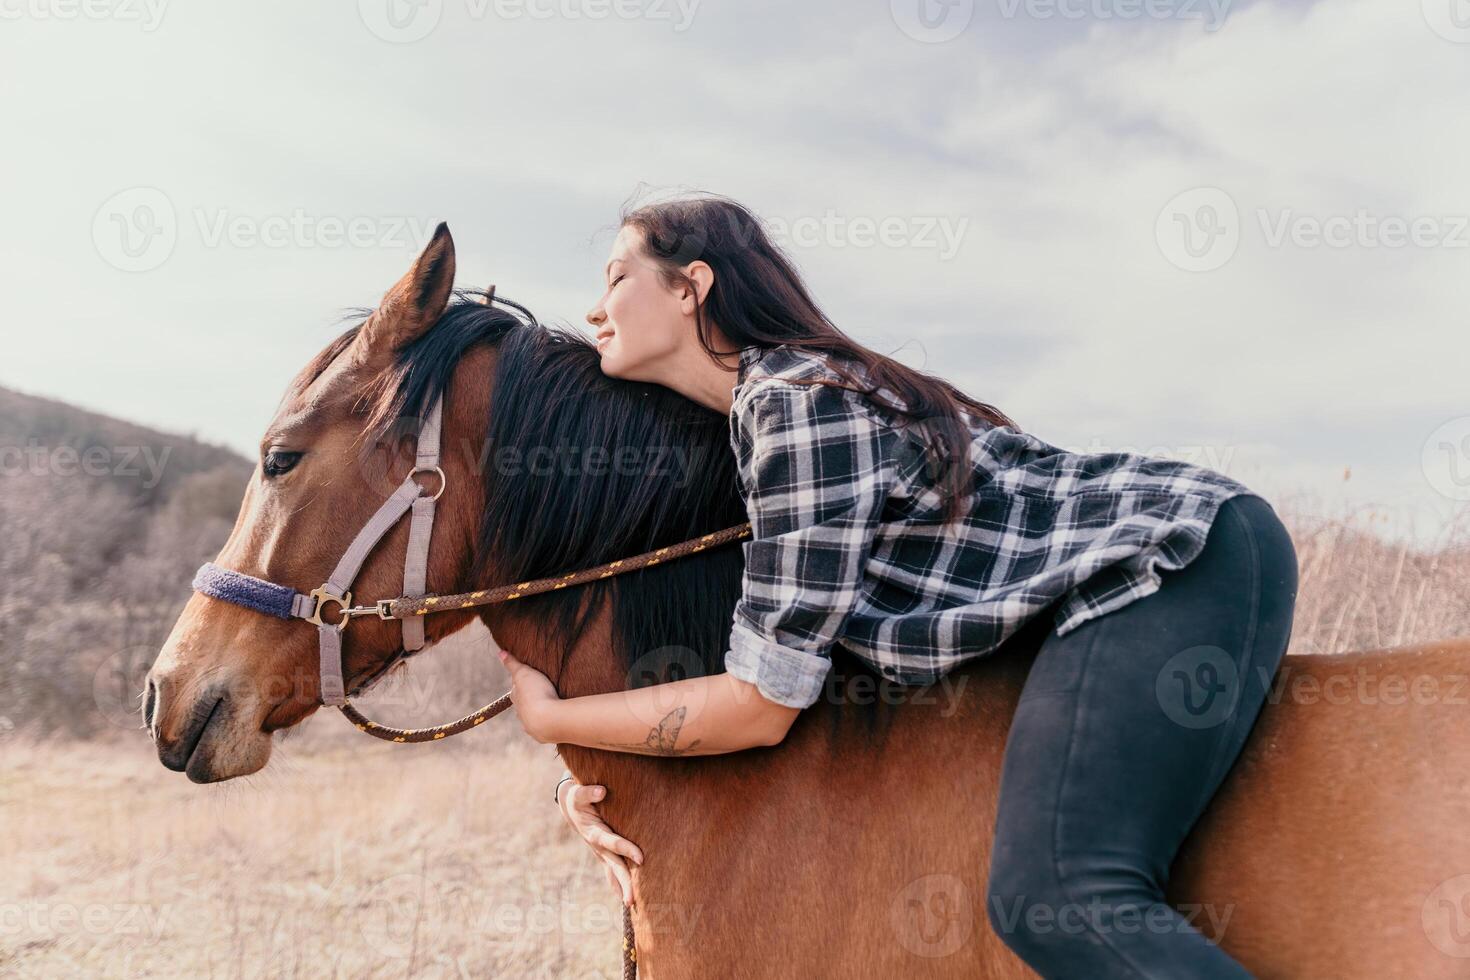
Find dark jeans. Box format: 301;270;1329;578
985;492;1298;979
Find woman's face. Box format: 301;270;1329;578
587;225;693;381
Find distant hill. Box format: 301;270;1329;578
0;384;254;738
0;383;251;509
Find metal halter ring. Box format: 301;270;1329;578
306;586;353;631
411;465;447;502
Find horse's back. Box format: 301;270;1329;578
638;638;1470;978
1169;638;1470;978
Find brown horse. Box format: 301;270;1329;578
146;227;1470;978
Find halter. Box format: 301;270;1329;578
190;391;752;724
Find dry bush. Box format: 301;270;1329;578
1281;494;1470;655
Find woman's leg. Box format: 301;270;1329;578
985;492;1298;979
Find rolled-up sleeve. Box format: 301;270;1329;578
724;380;915;710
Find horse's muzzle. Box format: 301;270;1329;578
147;674;232;782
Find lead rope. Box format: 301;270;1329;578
336;521;753;743
623;903;637;979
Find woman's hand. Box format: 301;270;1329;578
557;775;644;907
497;648;561;743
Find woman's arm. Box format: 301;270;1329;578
498;649;800;756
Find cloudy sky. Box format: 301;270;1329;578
3;0;1467;544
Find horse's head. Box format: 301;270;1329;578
145;225;494;782
146;223;749;784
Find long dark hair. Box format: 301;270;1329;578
621;192;1018;524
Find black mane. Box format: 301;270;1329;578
374;292;748;687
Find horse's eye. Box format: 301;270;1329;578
263;450;304;478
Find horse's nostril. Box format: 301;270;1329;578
143;676;158;736
154;686;225;774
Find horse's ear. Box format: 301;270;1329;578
361;222;456;352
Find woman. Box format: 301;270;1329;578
496;194;1297;978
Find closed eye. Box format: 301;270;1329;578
263;450;304;478
609;274;625;288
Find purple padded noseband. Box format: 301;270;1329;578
192;562;303;620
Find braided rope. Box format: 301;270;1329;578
336;521;751;743
338;693;513;743
623;903;637;979
381;522;753;620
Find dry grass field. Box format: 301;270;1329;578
3;498;1468;979
1;628;624;979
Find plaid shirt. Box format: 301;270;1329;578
723;343;1260;709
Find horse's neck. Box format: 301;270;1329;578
478;603;721;848
481;601;658;757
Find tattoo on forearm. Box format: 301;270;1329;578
598;706;703;756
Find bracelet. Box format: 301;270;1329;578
553;774;575;806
